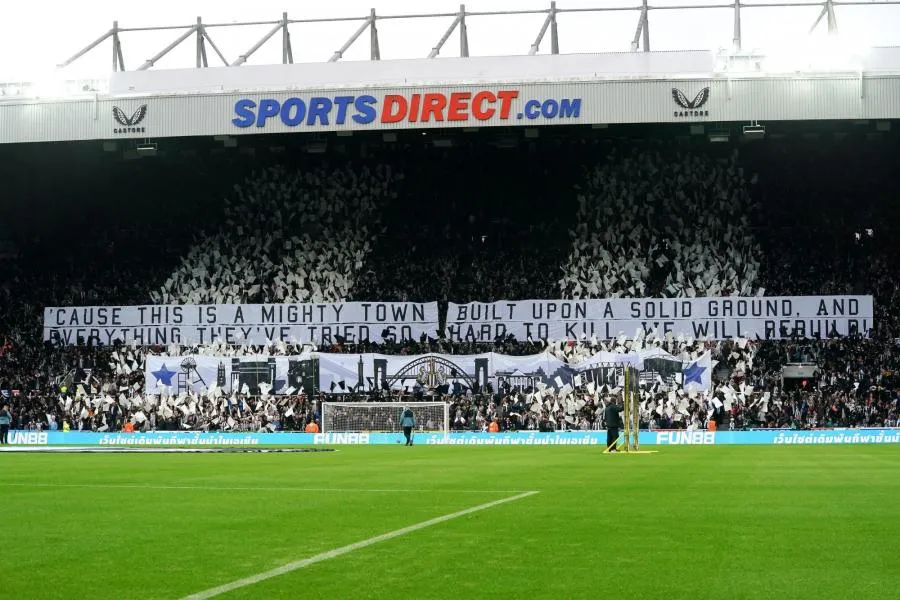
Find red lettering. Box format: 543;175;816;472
447;92;471;121
472;91;496;120
421;93;447;122
408;93;421;123
382;90;518;123
381;95;407;123
496;90;519;119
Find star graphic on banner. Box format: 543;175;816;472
683;361;706;386
151;363;177;386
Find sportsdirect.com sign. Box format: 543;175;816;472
232;90;582;129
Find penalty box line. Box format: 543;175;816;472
0;482;534;494
181;490;540;600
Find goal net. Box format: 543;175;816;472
321;402;449;435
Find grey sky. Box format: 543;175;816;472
2;0;899;79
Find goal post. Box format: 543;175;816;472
320;402;450;437
621;365;641;452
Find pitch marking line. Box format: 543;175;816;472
0;482;532;494
181;490;540;600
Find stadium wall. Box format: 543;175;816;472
2;76;900;144
7;429;900;446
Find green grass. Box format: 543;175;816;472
3;446;899;599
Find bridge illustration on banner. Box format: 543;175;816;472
384;355;482;390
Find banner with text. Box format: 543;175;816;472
8;428;900;447
446;296;873;342
44;302;439;346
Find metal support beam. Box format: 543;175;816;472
428;9;463;58
196;17;208;68
138;24;199;70
282;12;294;64
809;5;827;33
825;0;839;34
58;26;115;69
201;28;229;66
329;15;373;62
529;2;557;55
233;19;284;66
370;8;381;60
641;0;651;51
550;1;559;54
630;9;644;52
733;0;742;51
459;5;469;58
112;21;125;71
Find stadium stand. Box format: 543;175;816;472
1;133;899;433
153;162;400;305
559;144;761;299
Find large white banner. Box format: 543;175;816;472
446;296;874;342
146;352;573;396
45;302;439;346
145;350;678;396
145;354;310;396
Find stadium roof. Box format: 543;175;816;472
32;1;900;73
52;1;899;69
1;2;899;145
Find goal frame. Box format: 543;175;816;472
621;365;641;452
320;401;450;438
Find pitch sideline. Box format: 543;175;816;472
0;482;533;494
180;490;540;599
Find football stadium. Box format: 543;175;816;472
2;1;900;598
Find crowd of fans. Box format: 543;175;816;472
154;163;399;305
1;134;899;435
559;146;761;298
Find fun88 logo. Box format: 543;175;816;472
9;431;49;445
655;431;716;445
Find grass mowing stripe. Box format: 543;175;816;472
180;490;540;600
0;482;533;494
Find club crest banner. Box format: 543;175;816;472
44;302;438;346
446;296;873;342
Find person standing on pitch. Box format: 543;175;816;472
0;404;11;445
400;407;416;446
604;400;622;453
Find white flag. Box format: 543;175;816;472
682;351;712;392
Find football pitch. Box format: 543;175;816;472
3;445;899;600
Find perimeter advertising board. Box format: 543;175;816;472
7;429;900;446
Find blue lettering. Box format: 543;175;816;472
333;96;354;125
232;99;257;128
541;99;559;118
559;98;581;118
307;97;333;126
256;99;281;127
354;95;377;124
280;98;306;126
524;99;542;120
